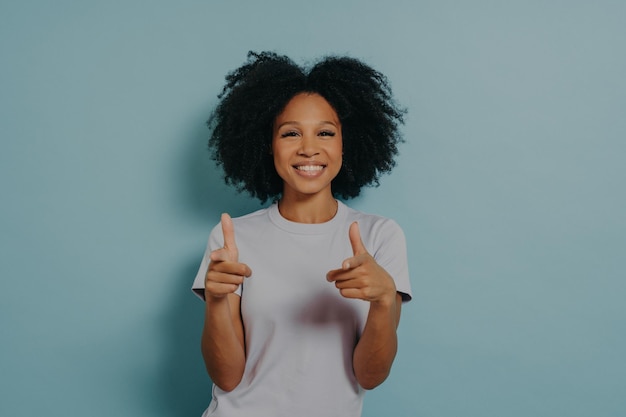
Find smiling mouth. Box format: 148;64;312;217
295;165;325;172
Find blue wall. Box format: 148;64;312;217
1;1;625;416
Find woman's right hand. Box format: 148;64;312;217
205;213;252;299
202;213;248;390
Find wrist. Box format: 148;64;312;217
371;291;397;310
205;291;229;304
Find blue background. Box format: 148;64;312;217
1;1;625;416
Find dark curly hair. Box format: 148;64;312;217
208;51;406;203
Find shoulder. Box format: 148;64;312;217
340;202;406;250
208;205;274;246
231;206;273;227
341;202;404;236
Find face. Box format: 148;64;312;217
272;93;343;199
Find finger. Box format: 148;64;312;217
210;261;251;277
333;277;363;290
342;254;365;271
207;270;247;286
326;268;343;282
326;264;361;282
221;213;237;252
348;222;367;257
205;281;241;297
210;247;231;263
337;287;363;300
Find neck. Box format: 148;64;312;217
278;191;338;224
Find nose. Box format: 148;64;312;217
297;134;320;157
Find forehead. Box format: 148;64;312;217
275;93;339;124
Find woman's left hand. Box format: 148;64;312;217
326;222;397;306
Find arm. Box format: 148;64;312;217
201;214;251;392
201;293;246;391
352;292;402;389
326;221;404;389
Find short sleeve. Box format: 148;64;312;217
371;219;412;303
191;222;243;300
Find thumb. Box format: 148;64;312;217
348;221;367;256
221;213;238;256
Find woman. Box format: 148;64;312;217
192;51;412;417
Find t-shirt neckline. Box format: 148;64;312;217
268;200;348;235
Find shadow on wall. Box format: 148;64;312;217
155;109;266;416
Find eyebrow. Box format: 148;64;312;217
276;120;339;129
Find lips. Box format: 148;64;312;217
293;162;326;176
295;165;324;172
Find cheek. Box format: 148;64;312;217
271;153;281;173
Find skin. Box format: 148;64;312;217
201;93;402;392
272;92;343;223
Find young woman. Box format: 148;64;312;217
192;51;412;417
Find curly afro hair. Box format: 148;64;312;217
208;51;406;203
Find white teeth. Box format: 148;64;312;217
296;165;324;172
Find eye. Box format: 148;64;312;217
318;130;336;137
280;130;300;138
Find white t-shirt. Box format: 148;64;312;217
192;201;412;417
